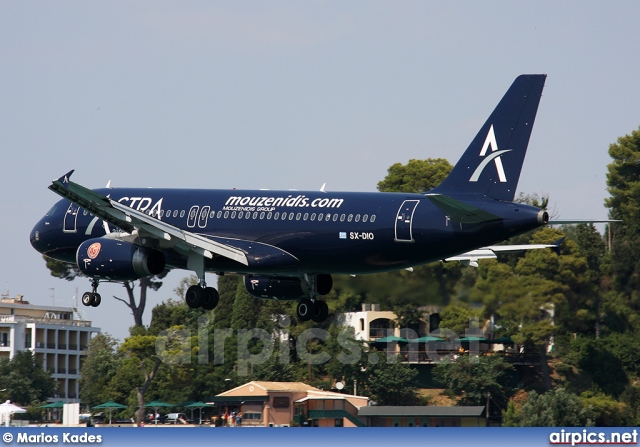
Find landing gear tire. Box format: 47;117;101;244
312;300;329;323
90;293;101;307
185;285;204;308
201;287;219;310
297;299;314;322
81;292;93;307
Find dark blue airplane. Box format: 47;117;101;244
31;74;570;322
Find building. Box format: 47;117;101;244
0;294;100;402
358;406;486;427
210;381;369;427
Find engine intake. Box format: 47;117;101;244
77;238;166;281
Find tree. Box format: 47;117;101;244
377;158;453;193
0;351;55;405
605;127;640;298
507;388;594;426
433;355;516;416
79;333;120;408
361;352;422;406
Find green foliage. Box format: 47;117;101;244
606;127;640;298
433;355;517;414
362;352;422;406
0;351;54;406
511;388;594;426
581;390;630;426
43;256;81;281
79;333;120;408
377;158;453;193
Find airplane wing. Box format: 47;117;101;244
444;238;564;267
48;170;249;266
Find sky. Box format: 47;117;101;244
1;2;639;342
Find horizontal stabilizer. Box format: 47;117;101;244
426;194;501;224
445;238;564;267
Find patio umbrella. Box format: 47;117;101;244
458;336;488;342
38;401;64;423
374;336;409;343
0;400;27;427
92;401;127;425
145;400;173;425
408;336;444;343
185;402;213;425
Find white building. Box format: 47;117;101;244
0;294;100;402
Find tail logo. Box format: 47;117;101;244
469;125;512;183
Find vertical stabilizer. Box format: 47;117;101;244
430;74;546;201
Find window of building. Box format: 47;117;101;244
272;397;290;408
334;419;343;427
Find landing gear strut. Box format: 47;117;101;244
81;279;102;307
184;256;219;310
296;274;332;323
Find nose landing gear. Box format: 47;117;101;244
81;279;102;307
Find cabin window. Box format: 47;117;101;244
260;212;265;219
363;214;368;222
282;212;288;220
325;213;331;221
245;212;250;219
318;213;324;221
173;211;179;218
267;212;273;220
210;211;215;218
180;210;185;218
253;212;258;219
289;212;294;220
83;209;88;216
332;214;338;222
165;210;170;217
231;211;237;219
224;211;229;219
296;213;301;220
355;214;360;222
371;215;377;223
303;213;309;221
340;214;345;222
311;213;316;221
348;214;353;222
238;211;244;219
274;212;280;220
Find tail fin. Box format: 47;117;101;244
430;74;546;201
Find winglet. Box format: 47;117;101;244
551;237;565;256
54;170;75;189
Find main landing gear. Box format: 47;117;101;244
296;299;329;323
81;279;102;307
295;274;332;323
185;284;219;310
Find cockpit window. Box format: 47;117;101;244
45;205;57;217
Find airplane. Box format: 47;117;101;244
31;74;585;323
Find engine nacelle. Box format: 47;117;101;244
76;238;166;281
244;276;306;301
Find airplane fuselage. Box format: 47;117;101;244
31;187;545;276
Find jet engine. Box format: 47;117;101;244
76;238;166;281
